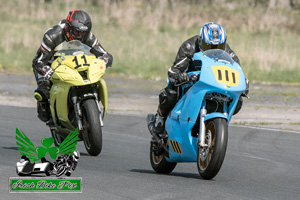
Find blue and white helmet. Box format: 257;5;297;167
199;22;227;51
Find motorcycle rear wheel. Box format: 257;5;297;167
51;130;64;147
150;143;177;174
82;99;102;156
197;118;228;180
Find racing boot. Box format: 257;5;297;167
37;102;50;122
153;113;165;135
147;114;165;135
34;82;51;122
147;112;168;155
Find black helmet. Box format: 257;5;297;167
66;10;92;42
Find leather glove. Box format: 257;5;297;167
41;65;54;80
245;77;249;95
98;54;109;65
242;77;249;97
178;72;190;83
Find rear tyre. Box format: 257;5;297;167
197;118;228;180
82;99;102;156
150;143;177;174
51;130;64;147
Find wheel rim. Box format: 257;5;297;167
151;143;164;165
152;152;164;165
199;121;215;171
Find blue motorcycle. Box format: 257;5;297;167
147;49;247;180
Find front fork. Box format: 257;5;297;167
197;104;210;161
197;98;229;148
197;106;208;148
72;93;104;131
93;92;104;127
72;96;83;131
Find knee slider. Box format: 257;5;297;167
159;89;167;105
159;88;177;106
34;84;50;102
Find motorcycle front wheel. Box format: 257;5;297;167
82;99;102;156
150;143;177;174
197;118;228;180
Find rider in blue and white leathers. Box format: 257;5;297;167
150;22;249;135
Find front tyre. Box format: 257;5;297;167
150;143;177;174
82;99;102;156
197;118;228;180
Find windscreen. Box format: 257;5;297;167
203;49;235;64
54;40;92;56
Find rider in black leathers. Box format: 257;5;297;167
32;10;113;122
149;22;249;135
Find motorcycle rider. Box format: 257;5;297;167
53;151;80;177
32;10;113;122
149;22;249;135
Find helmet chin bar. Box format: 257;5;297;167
199;38;226;51
70;29;88;42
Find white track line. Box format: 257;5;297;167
231;124;300;134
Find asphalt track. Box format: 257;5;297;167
1;105;300;200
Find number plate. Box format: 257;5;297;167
72;55;90;69
212;66;239;86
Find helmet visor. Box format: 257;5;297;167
201;41;226;51
71;29;88;38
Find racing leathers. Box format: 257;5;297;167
153;35;244;134
32;19;113;122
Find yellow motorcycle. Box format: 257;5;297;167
35;40;108;156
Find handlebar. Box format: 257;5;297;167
174;74;199;87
